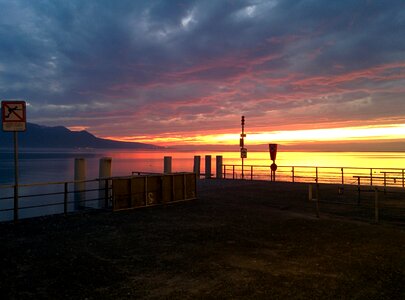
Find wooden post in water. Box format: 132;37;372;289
99;157;112;208
205;155;211;179
193;156;201;177
216;156;223;179
164;156;172;174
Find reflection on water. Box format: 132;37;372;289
1;148;405;222
1;149;405;185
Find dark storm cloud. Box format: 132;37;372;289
0;0;404;138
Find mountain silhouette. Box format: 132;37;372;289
0;123;160;149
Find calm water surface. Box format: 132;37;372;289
1;148;405;221
1;149;405;185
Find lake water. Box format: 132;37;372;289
1;148;405;221
1;148;405;185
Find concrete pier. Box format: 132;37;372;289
216;155;223;179
205;155;211;179
98;157;112;208
164;156;172;174
193;156;201;177
74;158;86;209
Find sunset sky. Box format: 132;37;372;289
1;0;405;149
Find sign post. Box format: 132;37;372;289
2;100;27;222
269;144;278;181
240;116;246;179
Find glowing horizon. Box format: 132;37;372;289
103;123;405;147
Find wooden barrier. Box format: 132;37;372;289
112;173;197;211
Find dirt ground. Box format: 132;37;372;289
1;180;404;299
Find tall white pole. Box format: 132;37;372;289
164;156;172;174
216;155;223;179
205;155;211;179
193;155;201;177
99;157;112;208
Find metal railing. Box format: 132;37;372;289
223;164;405;188
0;172;197;223
0;178;113;223
2;164;404;224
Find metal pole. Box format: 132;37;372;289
250;165;253;180
374;188;379;223
315;184;320;218
241;116;245;180
370;168;373;186
292;167;295;183
315;167;318;183
64;182;68;215
357;177;361;204
242;158;244;180
104;179;109;208
341;168;344;185
13;131;19;223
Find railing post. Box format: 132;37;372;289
232;165;235;180
357;177;361;204
64;182;68;215
370;168;373;186
383;172;387;194
315;167;318;183
223;165;226;179
292;167;295;183
341;168;344;185
315;184;320;218
250;166;253;180
402;169;404;188
104;179;109;208
13;185;18;223
374;187;379;223
74;158;86;210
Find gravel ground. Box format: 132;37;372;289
0;179;404;299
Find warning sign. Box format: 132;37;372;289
241;147;247;158
269;143;278;161
1;100;27;131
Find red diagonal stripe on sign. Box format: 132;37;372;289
4;103;24;121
